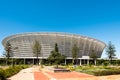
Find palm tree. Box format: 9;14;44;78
106;41;116;64
32;40;41;65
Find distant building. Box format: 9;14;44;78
2;32;106;65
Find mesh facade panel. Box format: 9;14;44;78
2;32;106;58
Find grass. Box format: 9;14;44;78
63;65;120;76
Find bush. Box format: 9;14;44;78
74;66;120;76
94;69;120;76
0;68;6;80
4;66;23;77
103;61;109;66
0;65;29;80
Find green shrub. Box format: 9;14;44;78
0;65;29;80
94;69;120;76
0;68;6;80
103;61;109;66
4;66;21;77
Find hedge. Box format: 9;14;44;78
94;69;120;76
0;65;29;80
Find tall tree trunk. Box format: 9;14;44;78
6;59;7;65
56;64;58;68
110;58;112;64
37;55;39;65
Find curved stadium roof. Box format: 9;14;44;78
2;32;106;58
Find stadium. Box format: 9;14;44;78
2;32;106;65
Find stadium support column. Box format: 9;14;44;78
24;58;25;64
95;60;96;65
87;59;89;65
79;59;81;65
65;59;66;65
33;58;34;65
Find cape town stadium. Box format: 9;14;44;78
2;32;106;65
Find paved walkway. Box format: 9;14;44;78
34;72;49;80
45;71;95;80
8;66;96;80
8;66;120;80
8;68;34;80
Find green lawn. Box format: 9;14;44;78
63;65;120;76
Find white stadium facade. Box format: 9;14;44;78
2;32;106;65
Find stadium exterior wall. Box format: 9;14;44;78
2;32;106;59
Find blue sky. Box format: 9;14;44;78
0;0;120;58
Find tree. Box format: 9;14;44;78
90;50;98;65
106;41;116;64
55;43;59;52
72;44;79;65
47;43;65;68
2;51;7;65
4;42;12;65
32;40;41;65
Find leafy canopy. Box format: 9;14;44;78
106;41;116;59
47;43;65;65
5;42;12;59
32;40;41;57
72;44;79;59
90;50;98;60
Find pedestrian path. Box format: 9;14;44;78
45;71;95;79
8;66;96;80
34;72;49;80
8;68;34;80
34;66;96;80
